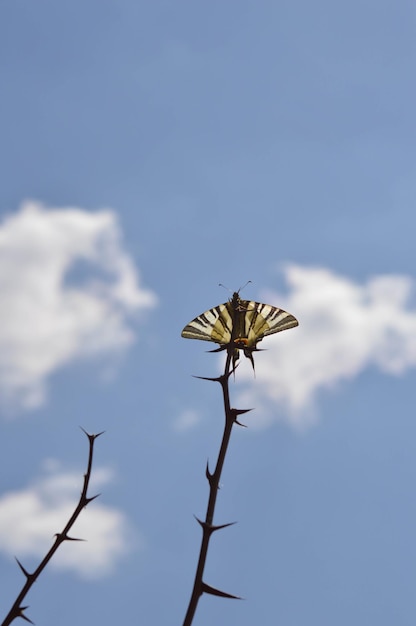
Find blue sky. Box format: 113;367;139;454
1;1;416;624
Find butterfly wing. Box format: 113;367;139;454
241;300;299;348
181;301;233;345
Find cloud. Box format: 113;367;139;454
235;264;416;429
0;461;138;579
0;201;157;412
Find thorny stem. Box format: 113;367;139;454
1;429;103;626
182;349;240;626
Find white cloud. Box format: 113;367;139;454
235;264;416;429
0;201;157;412
0;461;138;579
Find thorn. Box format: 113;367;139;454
194;515;204;528
15;557;31;578
194;516;237;534
232;408;253;416
243;346;266;373
201;581;242;599
84;493;100;505
230;408;253;427
207;345;226;353
227;358;239;371
64;536;86;542
246;352;255;372
232;355;240;372
79;427;105;441
192;374;222;383
213;365;237;388
228;359;240;381
206;460;214;482
54;532;86;542
210;521;237;532
17;607;34;624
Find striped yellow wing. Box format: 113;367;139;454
181;301;233;345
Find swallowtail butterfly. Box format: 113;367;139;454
181;291;298;369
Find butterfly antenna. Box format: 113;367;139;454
237;280;252;295
219;281;252;295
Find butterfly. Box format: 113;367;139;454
181;291;298;369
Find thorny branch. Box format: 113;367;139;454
182;347;251;626
1;428;103;626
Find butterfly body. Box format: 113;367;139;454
181;292;298;368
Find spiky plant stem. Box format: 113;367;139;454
182;348;249;626
1;429;102;626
